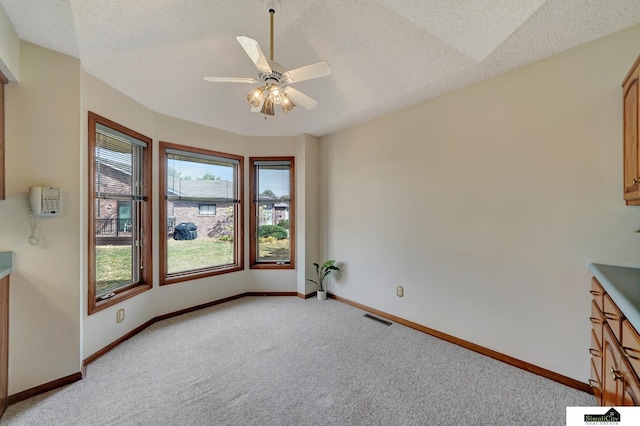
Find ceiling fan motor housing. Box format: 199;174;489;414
260;61;285;84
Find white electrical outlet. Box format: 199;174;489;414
116;308;125;323
396;286;404;297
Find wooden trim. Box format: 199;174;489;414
623;54;640;87
7;372;83;406
249;157;295;269
329;293;593;394
83;319;155;366
298;291;317;299
158;141;244;286
245;292;297;297
153;293;247;323
87;112;153;315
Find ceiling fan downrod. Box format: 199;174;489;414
269;7;274;61
264;0;280;62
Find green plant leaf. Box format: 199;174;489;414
321;260;335;269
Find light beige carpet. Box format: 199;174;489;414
1;296;594;425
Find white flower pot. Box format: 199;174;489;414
317;290;327;300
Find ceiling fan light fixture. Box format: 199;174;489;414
246;86;266;108
280;92;295;113
261;92;275;115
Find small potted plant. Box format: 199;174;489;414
307;260;340;300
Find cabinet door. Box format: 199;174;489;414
590;328;603;405
621;357;640;406
603;324;623;406
623;58;640;204
591;357;603;405
622;319;640;373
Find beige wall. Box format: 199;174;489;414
80;71;157;359
319;23;640;382
0;3;19;80
296;134;320;295
1;42;81;394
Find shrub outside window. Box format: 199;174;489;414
160;142;243;284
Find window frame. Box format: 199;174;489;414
249;156;295;269
88;112;152;315
159;141;244;285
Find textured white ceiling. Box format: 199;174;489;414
2;0;640;137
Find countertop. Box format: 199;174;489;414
0;250;12;280
589;263;640;332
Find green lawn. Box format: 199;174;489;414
167;238;234;273
258;239;290;261
96;238;290;295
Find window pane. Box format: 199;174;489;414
257;201;290;262
94;194;139;296
93;122;144;298
257;165;290;201
95;130;145;199
167;154;236;201
167;201;236;274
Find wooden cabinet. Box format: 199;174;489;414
0;276;8;417
590;276;640;405
623;54;640;205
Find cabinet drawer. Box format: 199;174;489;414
604;294;624;342
591;278;605;311
622;319;640;379
591;300;605;344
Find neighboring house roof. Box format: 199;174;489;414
96;160;235;200
96;158;131;177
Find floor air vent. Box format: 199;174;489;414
363;313;392;326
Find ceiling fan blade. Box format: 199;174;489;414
282;86;318;110
236;36;272;74
204;77;258;83
284;61;331;83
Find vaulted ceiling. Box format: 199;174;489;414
2;0;640;137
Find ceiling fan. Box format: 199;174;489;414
204;0;331;116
